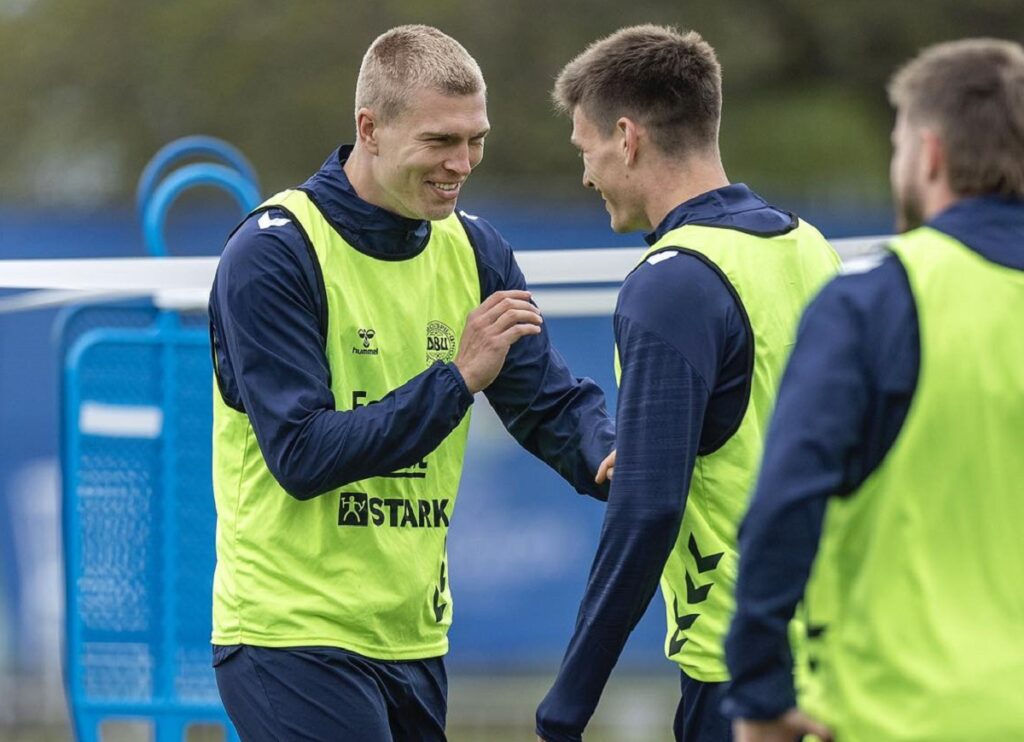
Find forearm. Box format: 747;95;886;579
538;322;708;739
487;341;614;499
536;506;683;740
469;226;615;498
253;361;473;499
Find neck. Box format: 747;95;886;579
342;144;384;209
921;183;960;223
643;152;730;231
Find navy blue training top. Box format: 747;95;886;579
722;194;1024;721
209;146;614;503
536;184;792;742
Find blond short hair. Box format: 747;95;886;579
889;38;1024;199
355;25;485;123
553;25;722;157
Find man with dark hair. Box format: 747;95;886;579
536;25;838;742
724;38;1024;741
209;24;614;741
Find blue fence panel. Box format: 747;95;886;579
62;312;236;742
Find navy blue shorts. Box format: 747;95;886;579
673;672;732;742
214;645;447;741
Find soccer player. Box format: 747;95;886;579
723;38;1024;741
535;25;839;742
208;25;614;740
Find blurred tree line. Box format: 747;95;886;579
1;0;1021;209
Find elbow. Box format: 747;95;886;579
641;504;686;532
612;500;685;541
272;467;325;501
610;489;683;522
271;452;362;501
266;414;353;501
269;442;349;501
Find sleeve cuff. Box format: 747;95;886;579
441;361;474;407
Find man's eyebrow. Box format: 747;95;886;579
420;128;491;141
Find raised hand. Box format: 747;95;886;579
454;290;543;394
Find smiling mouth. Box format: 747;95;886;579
428;181;461;192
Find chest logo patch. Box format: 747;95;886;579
426;320;457;364
352;328;379;356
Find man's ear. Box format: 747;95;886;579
356;108;381;155
920;128;946;185
617;117;641;167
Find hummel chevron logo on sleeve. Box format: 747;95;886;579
258;212;291;229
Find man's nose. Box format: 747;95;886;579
445;145;473;177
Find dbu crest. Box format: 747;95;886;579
426;320;456;364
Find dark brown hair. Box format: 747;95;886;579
553;25;722;156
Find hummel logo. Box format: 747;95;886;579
685;571;713;603
689;534;724;573
433;561;448;622
668;595;700;656
352;328;379;356
258;212;290;229
666;533;724;658
806;622;828;673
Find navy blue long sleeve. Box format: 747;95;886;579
537;184;781;742
722;194;1024;720
535;287;713;742
209;146;613;501
465;214;614;498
